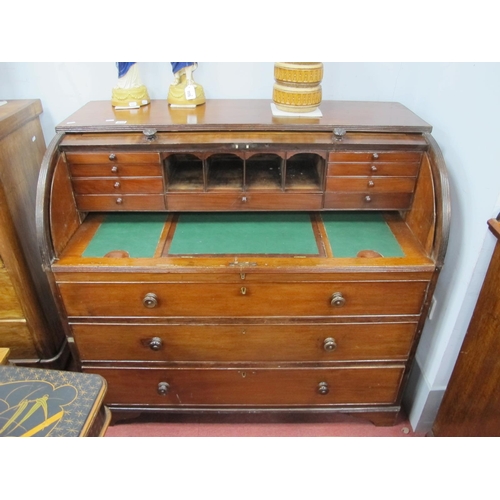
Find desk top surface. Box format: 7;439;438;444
56;99;432;134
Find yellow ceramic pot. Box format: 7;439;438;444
273;62;323;113
274;62;323;85
272;82;322;113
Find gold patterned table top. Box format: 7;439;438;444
0;366;107;437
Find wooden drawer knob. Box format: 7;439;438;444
149;337;163;351
143;292;158;308
323;337;337;351
330;292;346;307
317;382;329;395
157;382;170;395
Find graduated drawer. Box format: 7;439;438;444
58;280;429;317
74;194;166;211
85;365;405;406
325;176;416;193
327;162;420;177
71;322;418;362
166;192;323;211
69;163;163;177
328;151;422;163
65;151;161;165
72;177;164;194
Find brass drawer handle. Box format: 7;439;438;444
240;287;247;295
111;165;118;173
149;337;163;351
114;181;121;188
109;153;116;161
116;197;123;204
143;292;158;308
330;292;346;307
157;382;170;395
323;337;337;352
318;382;329;395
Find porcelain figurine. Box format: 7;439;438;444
111;62;150;108
167;62;206;107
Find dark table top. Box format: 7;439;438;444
0;366;107;437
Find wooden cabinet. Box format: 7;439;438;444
432;217;500;436
0;100;65;365
36;100;450;425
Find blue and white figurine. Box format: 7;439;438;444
167;62;205;107
111;62;150;108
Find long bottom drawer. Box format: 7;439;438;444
85;366;405;406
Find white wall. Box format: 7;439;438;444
2;62;500;431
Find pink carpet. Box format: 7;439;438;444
105;411;424;437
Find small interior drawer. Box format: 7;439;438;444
326;176;416;193
74;194;166;211
69;163;163;177
327;162;420;177
324;192;414;210
328;151;422;163
66;151;161;164
72;177;164;195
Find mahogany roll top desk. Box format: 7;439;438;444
36;100;450;426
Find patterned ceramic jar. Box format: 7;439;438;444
273;62;323;113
